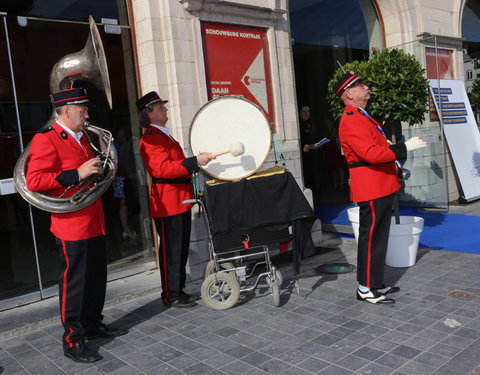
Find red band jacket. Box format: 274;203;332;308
139;126;200;218
26;122;106;241
339;106;407;202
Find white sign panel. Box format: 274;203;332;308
429;79;480;202
0;178;17;195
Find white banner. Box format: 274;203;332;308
429;79;480;202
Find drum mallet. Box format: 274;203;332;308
212;141;245;158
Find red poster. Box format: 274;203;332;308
201;22;275;129
426;47;454;79
426;47;454;121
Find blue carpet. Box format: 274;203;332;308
315;205;480;255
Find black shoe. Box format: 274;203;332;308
169;297;197;308
372;285;400;295
64;342;102;363
181;291;200;303
85;323;128;339
356;289;395;304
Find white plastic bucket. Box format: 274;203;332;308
347;207;424;267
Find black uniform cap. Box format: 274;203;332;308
50;88;90;108
136;91;168;110
333;71;364;97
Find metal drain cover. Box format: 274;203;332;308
315;263;356;275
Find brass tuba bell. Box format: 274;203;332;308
50;15;112;111
13;16;117;213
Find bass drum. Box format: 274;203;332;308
189;96;272;181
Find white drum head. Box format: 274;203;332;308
189;96;272;180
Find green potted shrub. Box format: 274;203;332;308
327;48;430;141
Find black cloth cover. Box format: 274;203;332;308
204;170;316;274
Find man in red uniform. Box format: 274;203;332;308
137;91;214;308
334;71;427;304
26;88;127;363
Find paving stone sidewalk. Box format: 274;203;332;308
1;236;479;375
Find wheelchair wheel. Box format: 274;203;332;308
201;272;240;310
203;260;235;280
273;267;283;288
269;277;280;307
266;267;283;288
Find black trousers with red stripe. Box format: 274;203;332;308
56;235;107;349
357;193;395;288
154;210;191;304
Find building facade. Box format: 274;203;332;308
0;0;478;310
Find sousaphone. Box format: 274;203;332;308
13;16;117;213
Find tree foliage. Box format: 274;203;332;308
327;49;430;126
470;76;480;112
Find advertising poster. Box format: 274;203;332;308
426;48;454;80
426;48;454;122
430;79;480;201
201;22;275;129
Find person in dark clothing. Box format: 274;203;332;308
299;105;325;192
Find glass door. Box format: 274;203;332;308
0;13;45;307
385;39;450;209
